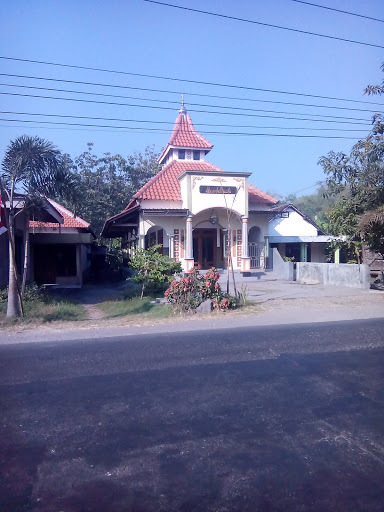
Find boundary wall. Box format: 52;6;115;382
296;262;370;289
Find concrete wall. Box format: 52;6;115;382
296;262;371;289
271;248;295;281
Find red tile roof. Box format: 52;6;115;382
133;160;225;201
132;159;278;205
159;112;213;162
248;184;278;205
29;198;91;229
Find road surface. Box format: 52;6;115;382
1;318;384;511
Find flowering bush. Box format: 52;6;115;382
165;269;203;312
165;267;237;313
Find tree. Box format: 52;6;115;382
0;135;74;317
278;183;338;228
69;144;161;237
128;245;182;299
318;64;384;264
365;62;384;135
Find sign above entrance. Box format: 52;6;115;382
200;185;237;195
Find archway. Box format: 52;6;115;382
145;225;166;255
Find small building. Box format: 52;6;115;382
0;195;64;288
102;104;336;273
29;199;94;287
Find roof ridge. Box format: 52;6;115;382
46;198;90;227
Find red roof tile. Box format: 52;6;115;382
248;184;278;205
29;198;91;229
134;160;225;201
159;112;213;162
132;160;278;205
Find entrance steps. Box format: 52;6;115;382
199;268;280;283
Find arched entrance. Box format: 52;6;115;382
192;208;241;269
145;225;166;255
193;228;218;269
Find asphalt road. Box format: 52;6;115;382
1;318;384;512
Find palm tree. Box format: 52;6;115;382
360;206;384;282
1;135;73;317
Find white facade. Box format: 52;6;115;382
103;107;335;273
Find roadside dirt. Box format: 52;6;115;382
1;290;383;338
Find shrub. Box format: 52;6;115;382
165;269;203;312
165;267;237;313
128;245;182;299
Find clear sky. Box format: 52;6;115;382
0;0;383;199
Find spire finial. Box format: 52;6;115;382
179;94;186;115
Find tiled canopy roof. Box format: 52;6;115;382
248;184;278;205
158;112;213;162
131;160;278;205
134;160;225;201
30;198;90;229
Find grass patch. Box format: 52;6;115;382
99;297;173;320
0;294;86;326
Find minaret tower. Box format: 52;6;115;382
158;100;213;166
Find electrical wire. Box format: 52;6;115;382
143;0;384;49
0;91;372;124
1;56;382;106
0;117;365;139
289;0;384;24
1;79;382;114
0;110;371;131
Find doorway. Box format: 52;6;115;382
193;228;217;269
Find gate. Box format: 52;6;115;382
249;242;264;268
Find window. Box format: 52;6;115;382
178;149;185;160
193;150;200;160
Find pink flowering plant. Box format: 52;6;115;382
165;267;237;313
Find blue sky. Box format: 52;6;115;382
0;0;383;199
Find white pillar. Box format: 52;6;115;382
184;215;194;271
169;234;174;259
241;216;251;273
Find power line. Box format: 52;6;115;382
1;78;382;114
143;0;384;49
0;91;372;124
0;83;375;121
0;117;363;139
0;110;369;131
1;56;382;106
289;0;384;24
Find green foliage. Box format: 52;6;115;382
1;135;72;196
165;268;206;312
64;143;161;236
128;245;182;299
99;297;172;320
364;62;384;135
359;206;384;258
317;65;384;261
0;287;85;324
236;285;249;306
318;133;384;262
165;267;237;313
278;184;337;227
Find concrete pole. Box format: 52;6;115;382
169;235;174;259
241;216;251;274
184;215;194;272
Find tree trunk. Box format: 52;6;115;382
21;212;30;298
6;212;20;317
